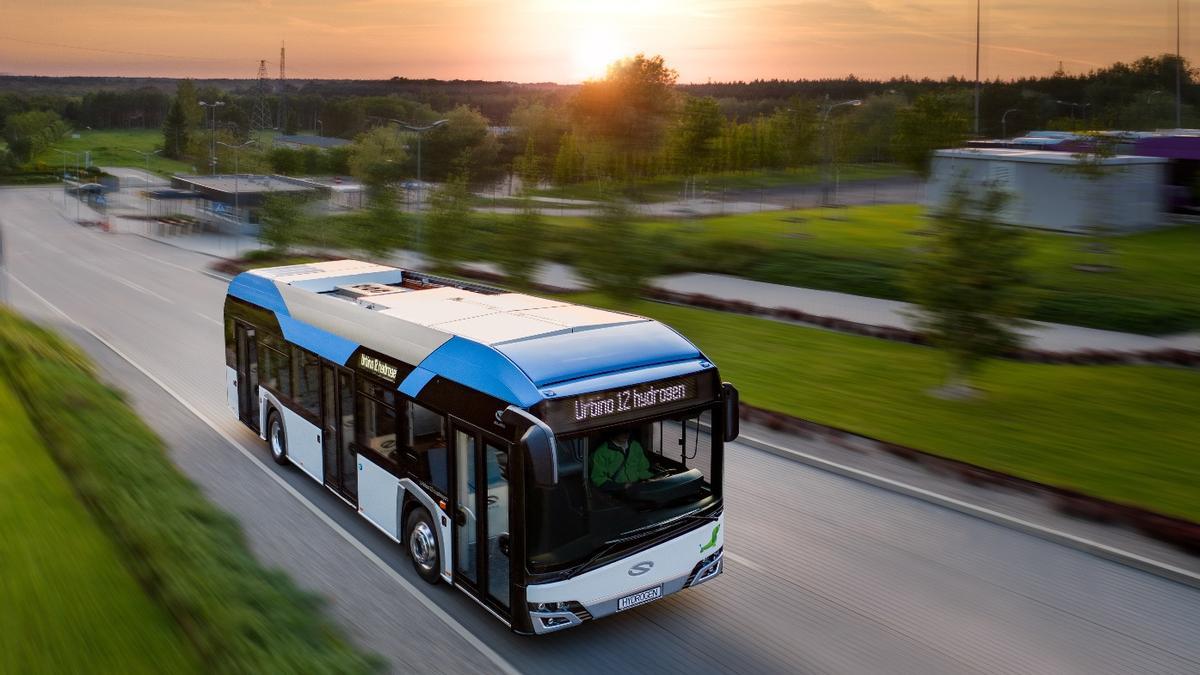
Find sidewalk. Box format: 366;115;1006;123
654;273;1200;352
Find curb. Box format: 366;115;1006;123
735;432;1200;591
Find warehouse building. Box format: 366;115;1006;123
926;148;1167;233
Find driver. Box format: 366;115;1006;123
590;430;653;488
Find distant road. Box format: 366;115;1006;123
2;186;1197;674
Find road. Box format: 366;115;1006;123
2;186;1198;674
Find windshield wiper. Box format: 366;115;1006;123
615;510;718;540
564;539;625;579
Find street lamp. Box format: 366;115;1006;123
1001;108;1021;138
217;140;257;245
1056;100;1091;124
127;148;161;219
199;101;226;175
387;118;448;205
53;148;81;207
819;97;862;206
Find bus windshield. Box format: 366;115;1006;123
526;407;718;573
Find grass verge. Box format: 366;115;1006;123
0;379;201;674
0;308;379;674
574;294;1200;522
29;129;193;176
544;204;1200;334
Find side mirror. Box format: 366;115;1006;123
503;406;559;487
521;424;559;487
722;383;740;443
498;532;510;557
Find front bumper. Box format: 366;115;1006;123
527;547;724;634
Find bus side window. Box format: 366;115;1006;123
293;349;321;416
405;400;449;495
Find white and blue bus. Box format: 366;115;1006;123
224;260;738;634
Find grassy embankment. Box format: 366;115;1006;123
0;309;378;674
544;204;1200;334
0;379;200;674
574;294;1200;523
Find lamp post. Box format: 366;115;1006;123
217;140;257;253
1001;108;1021;138
54;149;80;207
199;101;226;175
128;148;161;219
387;118;448;256
387;118;448;207
819;96;862;206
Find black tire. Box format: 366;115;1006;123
406;507;442;585
267;409;288;466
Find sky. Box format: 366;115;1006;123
0;1;1191;83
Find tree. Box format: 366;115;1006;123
421;105;500;182
671;96;724;178
259;193;306;253
3;110;68;162
904;188;1030;398
1062;133;1120;270
574;195;662;300
423;171;473;272
892;93;970;178
348;126;408;201
162;98;191;160
569;54;680;178
175;79;202;129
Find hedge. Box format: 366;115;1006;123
0;310;380;674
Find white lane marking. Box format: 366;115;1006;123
735;434;1200;589
6;273;522;675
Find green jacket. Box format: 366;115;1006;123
591;439;653;487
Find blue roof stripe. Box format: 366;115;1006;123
278;314;359;365
494;321;702;388
415;336;542;407
542;358;713;398
228;273;289;316
398;367;437;398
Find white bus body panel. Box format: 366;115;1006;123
527;512;724;622
226;366;238;414
358;454;402;540
261;389;323;483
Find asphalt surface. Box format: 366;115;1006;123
3;186;1198;675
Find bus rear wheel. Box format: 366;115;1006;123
406;508;441;585
267;410;288;466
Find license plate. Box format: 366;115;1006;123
617;585;663;612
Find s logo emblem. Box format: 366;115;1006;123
628;561;654;576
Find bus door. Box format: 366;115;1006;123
321;364;358;503
451;421;512;616
234;322;259;431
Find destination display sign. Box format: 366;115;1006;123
541;374;709;432
357;352;401;383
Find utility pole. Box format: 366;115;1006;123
974;0;981;136
218;140;256;257
1177;0;1183;129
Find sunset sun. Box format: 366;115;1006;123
571;26;628;82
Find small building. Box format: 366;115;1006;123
170;174;328;226
926;148;1167;233
273;134;352;151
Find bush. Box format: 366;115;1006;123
0;310;379;675
1029;292;1200;334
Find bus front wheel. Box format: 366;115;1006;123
406;508;441;585
267;410;288;466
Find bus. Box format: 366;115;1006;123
224;259;738;634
